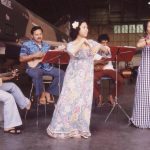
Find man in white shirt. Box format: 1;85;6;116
94;34;124;107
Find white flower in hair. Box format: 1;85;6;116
72;21;79;29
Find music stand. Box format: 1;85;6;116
105;46;136;122
42;50;70;94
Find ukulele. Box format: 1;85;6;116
27;58;43;68
27;44;45;68
94;58;109;71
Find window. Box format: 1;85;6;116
121;25;128;33
114;24;144;34
114;25;121;34
129;25;136;33
136;24;144;33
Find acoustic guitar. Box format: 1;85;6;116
0;69;19;78
0;69;19;85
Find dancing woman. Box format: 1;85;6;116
131;20;150;128
47;19;109;138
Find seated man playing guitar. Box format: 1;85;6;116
19;26;65;104
94;34;124;107
0;70;31;134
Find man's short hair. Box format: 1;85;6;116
31;26;43;35
98;34;110;43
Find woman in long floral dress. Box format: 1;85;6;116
47;19;109;138
131;20;150;128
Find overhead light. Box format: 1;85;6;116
148;1;150;5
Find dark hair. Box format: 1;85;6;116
31;26;43;35
143;20;150;33
97;34;110;43
69;18;87;41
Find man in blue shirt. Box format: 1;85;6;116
20;26;65;104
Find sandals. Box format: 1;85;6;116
4;128;22;134
40;92;54;104
39;97;46;105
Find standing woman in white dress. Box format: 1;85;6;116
47;19;109;139
131;20;150;128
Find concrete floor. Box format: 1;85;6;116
0;79;150;150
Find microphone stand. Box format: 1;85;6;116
105;48;130;122
46;54;62;95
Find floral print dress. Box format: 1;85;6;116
47;40;98;138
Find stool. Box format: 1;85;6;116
97;76;113;105
29;75;54;102
25;75;54;126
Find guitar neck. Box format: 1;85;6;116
0;72;12;78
